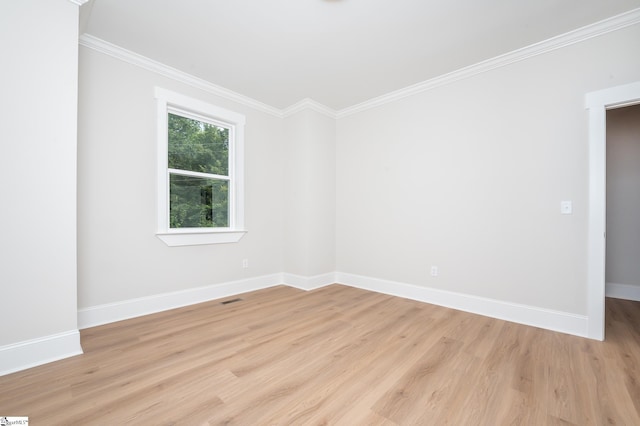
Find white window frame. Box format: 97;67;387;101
155;87;246;246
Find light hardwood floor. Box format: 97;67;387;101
1;285;639;425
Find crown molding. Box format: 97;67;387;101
79;7;640;121
79;34;283;118
68;0;91;5
337;7;640;119
282;98;337;119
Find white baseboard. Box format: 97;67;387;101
78;272;338;329
335;272;589;338
4;271;594;376
78;274;284;329
0;330;83;376
78;271;590;339
282;272;336;291
606;282;640;302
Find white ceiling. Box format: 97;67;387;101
80;0;640;110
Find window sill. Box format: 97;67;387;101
156;230;247;247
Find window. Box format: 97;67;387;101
155;88;246;246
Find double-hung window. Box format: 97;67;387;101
155;88;246;246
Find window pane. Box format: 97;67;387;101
169;174;229;228
168;113;229;176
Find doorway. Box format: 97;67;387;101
605;104;640;302
586;81;640;340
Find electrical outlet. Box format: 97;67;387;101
430;266;438;277
242;259;249;268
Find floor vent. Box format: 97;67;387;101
221;298;242;305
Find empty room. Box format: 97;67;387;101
1;0;640;424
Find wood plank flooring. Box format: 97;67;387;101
1;284;639;425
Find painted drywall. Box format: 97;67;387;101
77;47;285;308
74;13;638;333
0;0;80;345
283;110;337;276
606;104;640;287
336;23;640;316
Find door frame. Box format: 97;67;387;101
585;81;640;340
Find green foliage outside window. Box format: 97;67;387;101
168;113;230;228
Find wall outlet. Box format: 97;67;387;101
242;259;249;268
430;266;438;277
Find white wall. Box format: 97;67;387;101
78;20;639;330
77;47;285;309
2;1;637;376
606;104;640;288
49;8;640;346
0;0;81;365
283;110;337;277
336;24;640;316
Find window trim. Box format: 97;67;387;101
155;87;246;246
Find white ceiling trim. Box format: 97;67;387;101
68;0;91;5
79;7;640;120
282;98;337;119
336;7;640;119
79;34;283;118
